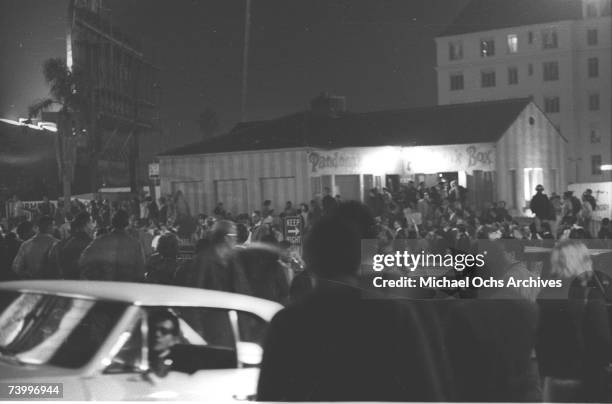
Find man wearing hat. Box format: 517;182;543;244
529;185;552;222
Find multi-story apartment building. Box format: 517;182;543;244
436;0;611;189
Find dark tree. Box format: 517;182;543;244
29;58;88;212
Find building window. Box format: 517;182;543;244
448;40;463;61
450;73;464;90
592;155;602;175
481;70;496;87
528;63;533;76
590;124;601;143
544;96;560;113
589;93;600;110
587;29;598;45
508;67;518;85
527;31;533;44
480;38;495;57
542;28;558;49
507;34;518;53
586;1;599;17
543;61;559;81
588;57;599;77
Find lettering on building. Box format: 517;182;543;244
308;151;360;173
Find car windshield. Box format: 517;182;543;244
0;291;128;368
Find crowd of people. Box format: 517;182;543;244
0;178;611;401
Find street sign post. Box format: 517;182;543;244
284;216;303;247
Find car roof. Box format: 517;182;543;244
0;281;282;321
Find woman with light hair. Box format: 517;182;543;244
549;239;593;279
536;239;611;402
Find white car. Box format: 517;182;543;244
0;280;282;401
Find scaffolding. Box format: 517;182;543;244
68;0;159;192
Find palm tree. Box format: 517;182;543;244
29;58;88;213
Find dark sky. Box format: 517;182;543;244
0;0;469;153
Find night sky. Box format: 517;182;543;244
0;0;469;154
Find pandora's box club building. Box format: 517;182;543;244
159;97;566;217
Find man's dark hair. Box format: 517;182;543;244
111;209;129;229
303;205;364;279
37;215;54;233
330;201;377;239
156;233;179;259
71;211;90;232
16;221;35;240
149;310;180;336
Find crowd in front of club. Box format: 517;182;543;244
0;178;611;402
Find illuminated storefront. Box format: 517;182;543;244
306;143;496;201
159;98;566;216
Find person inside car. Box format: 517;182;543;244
148;309;237;376
148;310;190;376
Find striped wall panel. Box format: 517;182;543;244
160;149;309;216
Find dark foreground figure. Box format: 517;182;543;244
257;204;446;401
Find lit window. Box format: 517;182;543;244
508;67;518;85
481;70;496;87
588;57;599;77
543;61;559;81
480;39;495;57
544;96;560;113
449;41;463;61
588;93;600;110
507;34;518;53
542;28;558;49
592;155;602;175
450;73;464;91
587;29;598;45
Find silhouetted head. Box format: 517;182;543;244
156;233;179;259
111;209;129;230
303;203;371;280
37;215;54;234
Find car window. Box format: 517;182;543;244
237;311;267;347
170;307;235;349
0;291;127;369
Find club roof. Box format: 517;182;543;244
161;98;534;157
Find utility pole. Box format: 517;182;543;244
241;0;251;122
